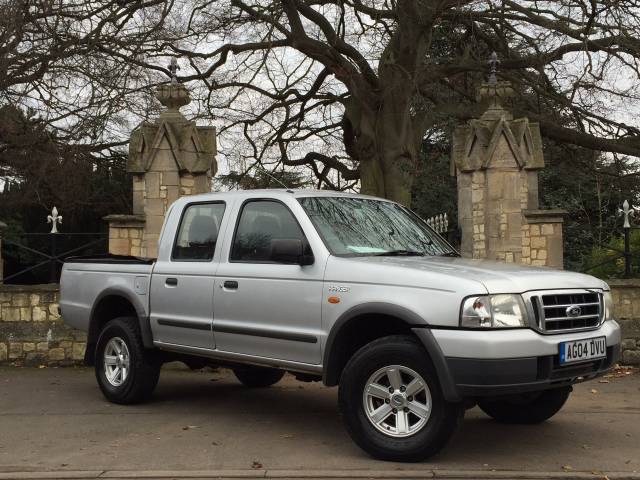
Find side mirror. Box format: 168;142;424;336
271;239;314;266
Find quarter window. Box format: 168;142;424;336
173;203;225;261
231;201;308;262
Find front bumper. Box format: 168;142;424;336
413;320;621;400
446;345;619;397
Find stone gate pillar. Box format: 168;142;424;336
105;70;217;258
451;79;565;268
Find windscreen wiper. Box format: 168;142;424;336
374;250;426;256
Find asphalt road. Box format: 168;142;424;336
0;365;638;477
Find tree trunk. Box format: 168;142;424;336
344;94;422;206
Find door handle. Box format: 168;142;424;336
165;277;178;286
223;280;239;290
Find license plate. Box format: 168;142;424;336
559;337;606;365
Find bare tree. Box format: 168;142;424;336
0;0;173;151
6;0;640;204
127;0;640;204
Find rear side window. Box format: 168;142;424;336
173;203;225;261
231;200;306;262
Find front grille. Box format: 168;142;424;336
529;290;602;333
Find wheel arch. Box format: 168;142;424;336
322;302;461;402
85;288;153;365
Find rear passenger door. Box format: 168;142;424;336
150;201;226;350
213;199;324;365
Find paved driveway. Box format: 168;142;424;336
0;365;638;478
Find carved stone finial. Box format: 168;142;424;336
155;57;190;114
488;51;500;85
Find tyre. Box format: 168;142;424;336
338;335;463;462
95;317;161;404
233;366;285;388
478;387;571;424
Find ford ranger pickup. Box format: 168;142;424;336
60;190;621;461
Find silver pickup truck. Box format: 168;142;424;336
61;189;621;461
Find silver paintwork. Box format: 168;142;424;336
60;189;621;375
104;337;130;387
363;365;431;438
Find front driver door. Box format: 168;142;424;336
213;199;324;365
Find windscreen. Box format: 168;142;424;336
298;197;455;257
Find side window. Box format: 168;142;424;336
231;200;307;262
172;203;225;261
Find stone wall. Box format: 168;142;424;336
0;284;86;366
609;279;640;365
1;282;639;366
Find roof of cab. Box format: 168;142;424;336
172;188;392;203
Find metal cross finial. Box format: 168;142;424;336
488;51;500;84
619;200;636;229
47;206;62;234
169;57;180;84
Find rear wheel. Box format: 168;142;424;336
233;366;285;388
95;317;161;404
339;335;463;462
478;387;571;424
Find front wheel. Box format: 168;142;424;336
478;387;571;424
339;335;463;462
95;317;161;404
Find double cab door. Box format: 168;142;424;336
213;199;324;365
150;201;226;350
150;197;324;366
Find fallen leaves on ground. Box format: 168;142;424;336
182;425;199;430
251;461;263;469
603;365;638;379
562;465;573;471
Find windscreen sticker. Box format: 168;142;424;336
346;246;387;253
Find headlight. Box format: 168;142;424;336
603;290;615;321
461;294;528;328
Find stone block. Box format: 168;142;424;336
531;236;546;249
162;171;179;186
9;342;23;359
622;349;640;365
20;307;31;321
181;175;195;187
145;172;161;198
59;341;73;349
109;238;130;256
72;342;86;360
537;249;547;261
36;342;49;352
12;294;29;307
541;224;555;236
47;348;65;361
2;306;21;322
0;343;6;361
32;306;47;322
23;342;35;352
49;304;60;319
621;339;637;350
529;224;540;236
145;198;165;217
29;294;40;306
